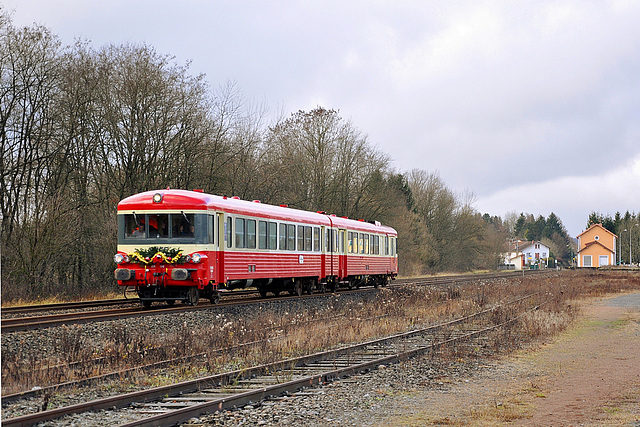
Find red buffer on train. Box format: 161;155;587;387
113;189;398;307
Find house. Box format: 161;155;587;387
502;239;551;270
576;223;617;268
519;240;551;267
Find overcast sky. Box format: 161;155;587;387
4;0;640;237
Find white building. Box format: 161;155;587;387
502;240;551;270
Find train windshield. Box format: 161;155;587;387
119;213;210;244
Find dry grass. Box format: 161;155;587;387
0;291;125;308
3;270;639;396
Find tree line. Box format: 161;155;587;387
0;15;566;301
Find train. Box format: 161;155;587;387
113;189;398;307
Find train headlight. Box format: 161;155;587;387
152;193;163;203
114;253;129;264
191;253;202;264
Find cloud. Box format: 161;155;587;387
5;0;640;234
477;152;640;236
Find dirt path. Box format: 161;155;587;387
518;293;640;426
382;292;640;426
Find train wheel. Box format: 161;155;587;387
258;287;268;298
209;291;220;304
166;300;176;306
318;282;326;294
185;287;199;306
142;300;152;308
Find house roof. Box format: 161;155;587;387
518;240;550;251
576;240;614;254
577;223;617;239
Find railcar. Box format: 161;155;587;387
113;189;398;307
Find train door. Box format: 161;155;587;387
216;212;225;284
320;226;327;278
338;229;347;279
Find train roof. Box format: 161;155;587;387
118;189;397;235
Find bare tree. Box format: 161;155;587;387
262;107;391;218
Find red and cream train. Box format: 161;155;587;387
114;189;398;307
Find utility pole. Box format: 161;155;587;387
631;224;639;265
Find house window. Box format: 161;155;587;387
583;255;592;267
594;235;599;241
599;255;609;266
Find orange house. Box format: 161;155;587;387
576;223;617;267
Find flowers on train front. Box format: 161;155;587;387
128;247;185;264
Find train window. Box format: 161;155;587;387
247;219;256;249
258;221;267;249
226;217;232;248
385;236;389;255
332;230;337;252
297;225;305;251
171;213;194;238
287;224;296;250
304;226;312;251
325;230;329;253
121;213;206;243
235;218;245;248
123;214;144;239
208;215;214;244
347;232;352;253
358;233;364;254
374;235;380;255
279;223;287;250
353;232;358;254
313;227;320;252
146;214;169;239
268;222;277;249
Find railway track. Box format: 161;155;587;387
0;312;382;405
2;292;544;426
0;298;140;315
0;289;357;333
0;270;548;333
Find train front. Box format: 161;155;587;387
113;190;218;307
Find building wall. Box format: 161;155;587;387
579;226;615;252
519;242;550;265
579;244;614;267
